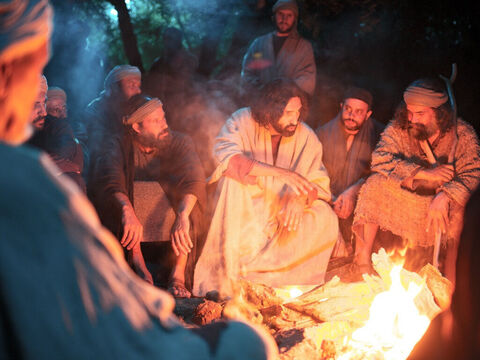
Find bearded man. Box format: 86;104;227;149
241;0;316;96
193;79;338;297
84;65;141;175
316;87;384;251
27;80;85;191
353;78;480;280
0;2;276;358
91;94;207;296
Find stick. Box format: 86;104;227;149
431;64;458;268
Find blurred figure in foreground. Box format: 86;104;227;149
409;186;480;359
0;1;276;359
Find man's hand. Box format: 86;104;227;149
278;168;314;196
333;192;355;219
171;215;193;256
426;191;450;235
278;193;306;231
121;206;143;250
416;164;454;184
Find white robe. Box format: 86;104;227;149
193;108;339;297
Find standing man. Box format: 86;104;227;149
317;87;384;251
91;94;207;295
241;0;316;96
353;78;480;280
194;79;338;297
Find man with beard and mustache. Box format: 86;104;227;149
352;78;480;281
193;79;339;297
316;87;384;254
27;81;86;192
241;0;316;96
91;94;207;297
84;65;141;181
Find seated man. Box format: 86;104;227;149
91;94;207;297
316;87;384;252
26;78;85;192
194;79;339;297
353;78;480;280
0;2;276;358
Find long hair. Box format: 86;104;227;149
250;78;308;127
393;78;454;133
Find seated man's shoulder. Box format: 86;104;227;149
457;118;479;139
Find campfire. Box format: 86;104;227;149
186;249;453;359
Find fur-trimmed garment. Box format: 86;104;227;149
353;119;480;247
193;108;338;297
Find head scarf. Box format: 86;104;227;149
403;85;448;108
272;0;298;18
123;98;162;125
39;74;47;96
0;0;52;63
47;86;66;102
104;65;141;91
343;86;373;108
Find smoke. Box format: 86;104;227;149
44;2;108;119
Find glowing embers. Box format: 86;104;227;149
338;265;431;360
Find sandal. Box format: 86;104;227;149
167;279;191;299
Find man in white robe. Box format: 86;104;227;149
194;79;338;297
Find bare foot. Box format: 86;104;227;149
168;279;191;298
130;249;153;284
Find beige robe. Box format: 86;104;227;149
193;108;339;297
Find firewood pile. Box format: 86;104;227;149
175;249;453;359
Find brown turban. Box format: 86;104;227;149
403;85;448;108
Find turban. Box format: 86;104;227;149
104;65;141;91
47;86;66;102
272;0;298;18
123;98;162;125
39;74;47;95
403;85;448;108
0;0;53;63
343;86;373;108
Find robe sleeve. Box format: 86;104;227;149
291;39;316;96
438;121;480;206
43;118;82;174
223;154;256;185
166;134;207;209
371;124;422;182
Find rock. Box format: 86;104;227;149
192;299;224;326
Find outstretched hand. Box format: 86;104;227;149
278;193;307;231
171;215;193;256
278;168;314;196
121;206;143;250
